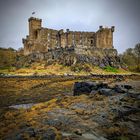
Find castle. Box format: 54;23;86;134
22;17;120;67
23;17;115;55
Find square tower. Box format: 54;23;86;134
28;17;42;39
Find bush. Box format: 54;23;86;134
120;43;140;72
70;63;92;72
104;66;118;73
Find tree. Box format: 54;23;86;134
121;43;140;72
134;43;140;71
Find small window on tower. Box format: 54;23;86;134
91;40;93;44
35;31;38;39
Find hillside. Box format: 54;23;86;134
0;47;131;76
0;47;17;69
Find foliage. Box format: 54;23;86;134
104;66;118;73
120;43;140;72
0;47;17;68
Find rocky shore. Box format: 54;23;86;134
0;76;140;140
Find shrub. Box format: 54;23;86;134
70;63;92;72
104;66;118;73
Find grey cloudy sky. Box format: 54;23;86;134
0;0;140;53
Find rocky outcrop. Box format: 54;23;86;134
20;47;123;68
73;81;133;96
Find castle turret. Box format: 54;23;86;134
28;17;42;39
111;26;115;32
95;26;115;49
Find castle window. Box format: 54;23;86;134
35;31;38;39
91;40;93;44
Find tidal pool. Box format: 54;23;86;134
9;103;35;109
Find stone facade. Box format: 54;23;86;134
23;17;115;56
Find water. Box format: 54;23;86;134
62;132;72;136
83;133;99;139
9;103;35;109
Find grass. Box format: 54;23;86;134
0;63;132;76
104;66;118;73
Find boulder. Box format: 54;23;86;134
90;90;98;95
99;88;114;96
123;84;133;90
73;81;110;96
74;129;82;136
73;82;98;96
114;85;127;93
97;82;108;89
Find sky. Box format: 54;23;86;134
0;0;140;53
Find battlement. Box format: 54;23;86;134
28;17;42;22
98;25;115;31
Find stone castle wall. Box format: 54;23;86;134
23;17;115;56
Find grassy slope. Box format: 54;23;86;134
0;48;16;69
0;62;132;76
0;48;132;75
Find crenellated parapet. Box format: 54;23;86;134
28;17;42;22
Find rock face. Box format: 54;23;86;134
17;46;123;68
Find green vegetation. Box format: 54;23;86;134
120;43;140;72
104;66;118;73
0;47;17;68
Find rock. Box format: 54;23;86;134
99;88;114;96
73;82;98;96
90;90;98;95
98;82;108;89
116;106;139;120
73;81;111;96
114;85;127;93
41;128;56;140
45;119;62;128
114;84;132;93
127;90;140;99
123;84;133;90
74;129;82;136
70;102;89;111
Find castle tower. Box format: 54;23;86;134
28;17;42;39
95;26;115;49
